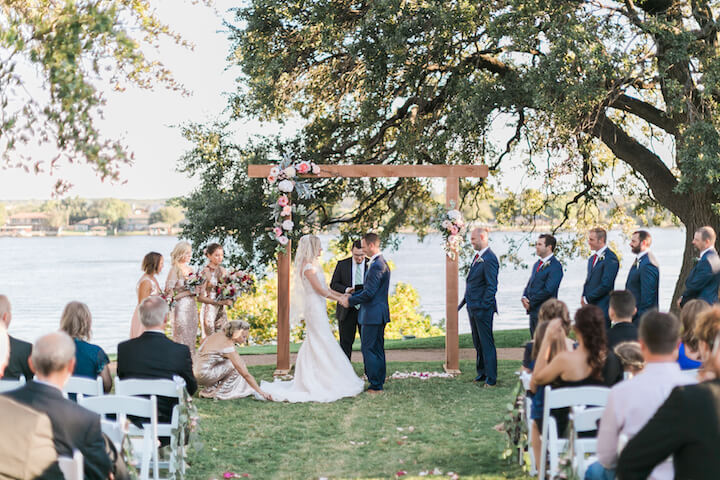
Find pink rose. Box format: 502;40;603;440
281;205;292;216
450;226;459;235
296;161;310;174
277;195;289;207
267;175;276;183
273;227;283;237
223;473;236;479
311;163;320;174
278;235;289;246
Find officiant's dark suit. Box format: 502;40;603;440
330;245;369;360
5;380;111;480
117;330;197;424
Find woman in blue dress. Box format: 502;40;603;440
60;301;111;393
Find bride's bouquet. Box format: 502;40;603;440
185;271;204;294
215;269;255;301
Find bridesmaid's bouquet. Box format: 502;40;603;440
215;269;255;301
161;292;176;310
185;272;204;294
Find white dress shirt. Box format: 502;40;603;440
699;247;713;259
596;362;697;479
368;251;383;267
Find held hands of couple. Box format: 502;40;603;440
338;293;351;308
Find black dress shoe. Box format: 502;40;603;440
472;375;487;383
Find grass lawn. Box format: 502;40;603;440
237;329;529;356
188;360;530;480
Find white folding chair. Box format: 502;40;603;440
64;375;104;400
539;386;610;479
80;394;158;480
58;450;83;480
114;376;187;476
570;406;605;478
516;370;537;475
0;375;25;393
101;418;126;450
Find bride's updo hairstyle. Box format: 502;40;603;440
224;320;251;338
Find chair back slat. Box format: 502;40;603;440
545;386;610;409
58;450;83;480
114;376;185;398
64;376;103;397
0;375;25;393
572;406;604;433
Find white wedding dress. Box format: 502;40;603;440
260;264;365;402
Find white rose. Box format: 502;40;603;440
278;235;289;245
311;163;321;174
269;166;280;176
278;179;295;192
447;209;461;221
282;219;294;231
283;166;296;178
441;220;451;229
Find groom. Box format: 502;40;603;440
340;233;390;394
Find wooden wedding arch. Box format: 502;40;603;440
248;164;489;375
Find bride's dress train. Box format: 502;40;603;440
260;264;365;402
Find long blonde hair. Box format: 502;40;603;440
293;235;322;283
170;241;192;272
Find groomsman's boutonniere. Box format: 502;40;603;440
477;257;485;263
540;261;549;270
597;253;605;262
694;257;700;265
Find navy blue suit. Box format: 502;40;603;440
582;248;620;327
625;252;659;324
523;256;563;337
680;249;720;306
459;248;499;384
348;254;391;390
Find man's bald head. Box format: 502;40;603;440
30;331;75;378
0;295;10;328
470;227;489;251
0;324;9;377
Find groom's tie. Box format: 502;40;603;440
354;263;363;310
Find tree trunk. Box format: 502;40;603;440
670;196;720;313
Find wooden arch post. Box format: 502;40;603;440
248;164;488;375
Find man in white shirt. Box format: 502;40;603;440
585;311;696;480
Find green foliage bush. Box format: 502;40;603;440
227;266;443;344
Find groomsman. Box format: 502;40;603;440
522;234;563;337
678;225;720;307
581;227;619;327
330;240;368;360
458;227;499;386
625;230;659;324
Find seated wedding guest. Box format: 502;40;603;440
617;316;720;479
129;251;164;339
0;294;32;380
677;299;709;370
586;311;695;480
60;301;111;393
117;295;197;424
532;305;620;437
607;291;638;350
694;305;720;380
4;331;111;480
527;320;568;467
522;299;574;372
613;341;645;378
194;320;272;400
0;324;62;480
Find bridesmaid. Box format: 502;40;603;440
197;243;232;337
165;241;199;351
129;251;164;338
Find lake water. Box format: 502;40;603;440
0;228;685;353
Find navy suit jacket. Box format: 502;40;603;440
681;249;720;306
459;248;499;313
4;381;111;480
348;255;391;325
582;248;619;317
625;252;659;320
522;256;563;315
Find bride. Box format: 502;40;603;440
260;234;365;402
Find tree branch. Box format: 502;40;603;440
609;93;678;135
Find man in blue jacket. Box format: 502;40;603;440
625;230;659;324
582;227;620;328
678;226;720;308
522;234;563;337
458;227;499;386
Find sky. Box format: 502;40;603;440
0;0;272;200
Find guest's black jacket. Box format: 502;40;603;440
116;331;197;423
617;379;720;479
4;380;111;480
5;335;33;380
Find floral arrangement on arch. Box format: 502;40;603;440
435;203;467;260
266;154;321;251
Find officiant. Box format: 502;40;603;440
330;240;368;360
